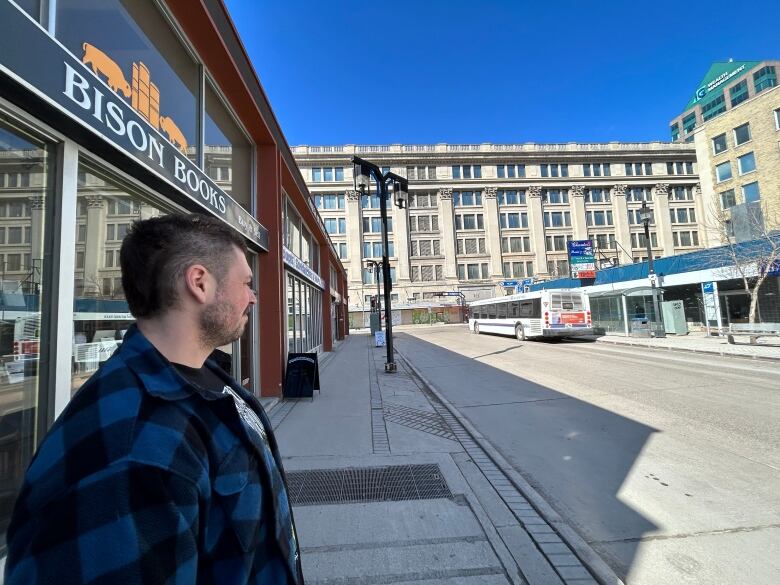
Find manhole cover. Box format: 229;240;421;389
287;464;452;506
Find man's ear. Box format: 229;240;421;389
183;264;211;305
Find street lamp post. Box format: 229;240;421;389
638;202;665;338
353;156;408;372
365;259;382;327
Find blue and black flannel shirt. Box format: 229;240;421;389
5;325;304;585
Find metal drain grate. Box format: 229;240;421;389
287;464;452;506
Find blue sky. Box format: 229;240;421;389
224;0;779;146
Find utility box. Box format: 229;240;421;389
662;300;688;335
369;312;381;334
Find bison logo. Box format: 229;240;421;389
81;42;188;154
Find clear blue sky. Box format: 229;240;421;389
224;0;779;146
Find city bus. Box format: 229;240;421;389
468;289;593;341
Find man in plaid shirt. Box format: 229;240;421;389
5;214;304;584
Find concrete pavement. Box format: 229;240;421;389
269;331;615;585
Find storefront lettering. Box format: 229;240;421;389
64;63;165;168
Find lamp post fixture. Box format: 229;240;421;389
353;155;408;372
638;201;665;338
365;259;382;326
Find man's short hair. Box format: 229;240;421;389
120;213;248;318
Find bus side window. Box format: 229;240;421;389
519;301;531;317
488;304;496;319
533;298;542;318
497;303;507;318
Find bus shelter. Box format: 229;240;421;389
588;287;665;337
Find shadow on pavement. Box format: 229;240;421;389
395;330;658;582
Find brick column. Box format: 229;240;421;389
438;188;457;278
653;182;675;256
320;248;333;352
257;146;284;397
612;184;632;264
528;186;548;277
483;187;503;277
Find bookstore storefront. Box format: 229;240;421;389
0;0;346;554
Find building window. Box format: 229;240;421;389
742;182;760;203
775;108;780;130
734;123;751;146
582;163;611;177
671;123;680;142
317;194;345;209
666;161;694;175
631;232;658;248
712;133;728;155
410;193;438;208
338;243;348;259
701;94;726;121
362;216;393;233
457;263;489;281
501;236;531;253
497;190;526;205
456;237;485;255
716;161;732;183
452;191;483;206
626;187;651;202
543;211;571;227
406;166;437;180
683;112;697;135
543;189;569;204
730;80;749;107
311;166;344;182
720;189;736;209
497;164;526;178
738;152;756;175
672;231;699;247
452;165;481;179
625;162;653;176
539;163;568;178
498;212;528;229
753;65;777;93
672;186;694;201
363;240;394;258
409;214;439;232
545;235;570;251
323;217;347;234
586;210;613;226
455;213;484;230
584;188;610;203
669;207;696;224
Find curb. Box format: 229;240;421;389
395;345;625;585
591;337;780;363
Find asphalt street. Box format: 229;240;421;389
395;325;780;585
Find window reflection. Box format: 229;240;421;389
12;0;41;22
57;0;199;162
205;82;252;211
71;164;165;394
0;121;49;548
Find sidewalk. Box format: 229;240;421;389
589;330;780;361
269;332;619;585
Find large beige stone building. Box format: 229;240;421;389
669;60;780;244
294;143;703;311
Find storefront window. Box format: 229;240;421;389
71;163;166;394
0;120;51;548
56;0;200;162
205;82;252;211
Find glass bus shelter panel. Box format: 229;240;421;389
589;296;625;333
0;120;51;548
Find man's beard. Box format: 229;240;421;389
199;294;248;349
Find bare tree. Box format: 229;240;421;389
707;199;780;324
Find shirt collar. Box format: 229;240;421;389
119;324;232;401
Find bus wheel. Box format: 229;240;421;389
515;324;525;341
474;323;480;335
